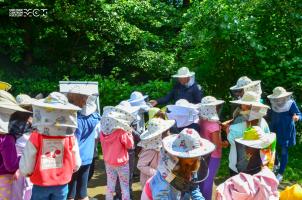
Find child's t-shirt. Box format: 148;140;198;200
199;120;221;158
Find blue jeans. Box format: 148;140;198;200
68;164;91;199
31;184;68;200
275;146;289;175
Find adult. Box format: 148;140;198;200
150;67;202;106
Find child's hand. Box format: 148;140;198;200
13;169;20;180
293;114;300;122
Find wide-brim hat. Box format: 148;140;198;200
230;76;261;91
0;90;17;104
168;99;200;110
200;96;225;106
140;118;175;140
128;91;148;105
0;97;31;113
16;94;36;106
0;82;11;91
102;106;136;124
32;92;81;111
172;67;195;78
267;87;293;99
100;116;132;133
163;128;216;158
67;85;98;96
116;101;140;114
230;91;269;108
235;126;276;149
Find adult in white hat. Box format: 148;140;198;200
227;91;272;176
267;87;301;182
19;92;81;200
137;118;175;187
66;86;101;200
234;126;276;175
150;67;203;107
141;128;215;200
0;91;31;200
166;99;200;132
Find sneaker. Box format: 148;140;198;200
276;174;283;183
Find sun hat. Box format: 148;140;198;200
116;100;140;115
267;87;293;99
0;98;31;113
0;90;17;104
167;99;199;128
235;126;276;149
102;106;136;124
67;85;98;96
162;128;215;158
230;91;269;108
230;76;261;91
128;91;148;106
0;81;11;91
172;67;195;78
140;118;175;140
199;96;224;121
16;94;36;106
32;92;81;111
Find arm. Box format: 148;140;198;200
211;131;223;149
156;88;175;105
190;186;205;200
1;136;19;173
290;101;302;122
19;140;37;176
137;150;157;177
120;131;134;150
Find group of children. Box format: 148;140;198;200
0;70;301;200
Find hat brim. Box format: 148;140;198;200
103;106;136;122
32;99;81;111
235;133;276;149
115;104;140;114
0;104;32;113
199;100;225;106
267;92;293;99
140;120;175;140
167;104;199;111
128;95;148;104
101;116;132;133
230;80;261;91
230;99;270;108
172;72;195;78
0;82;11;91
162;135;216;158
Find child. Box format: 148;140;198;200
227;91;271;176
0;90;29;200
19;92;81;200
137;118;175;187
141;128;215;200
66;87;101;200
198;96;225;200
166;99;200;132
100;105;135;200
268;87;301;182
11;94;35;200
